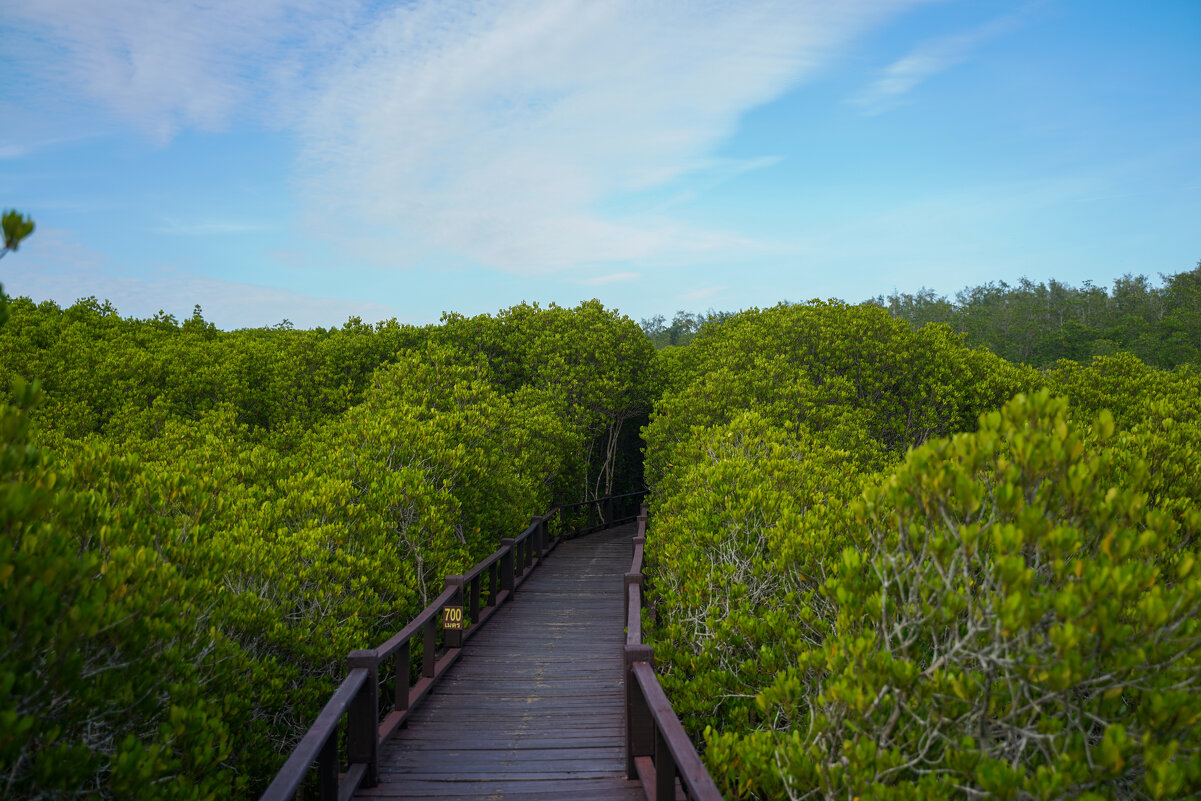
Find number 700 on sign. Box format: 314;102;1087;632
442;606;464;630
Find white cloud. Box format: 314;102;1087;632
0;143;35;160
850;11;1026;115
154;217;272;236
0;132;106;160
296;0;923;274
681;285;729;302
8;0;926;274
4;0;367;143
582;272;639;286
3;228;398;329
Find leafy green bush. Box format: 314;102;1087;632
1;297;652;797
433;299;656;500
643;304;1201;800
644;300;1035;493
720;392;1201;800
1;380;244;799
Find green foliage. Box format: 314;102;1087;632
1;379;243;799
644;301;1036;493
0;297;424;444
756;392;1201;800
1;296;651;798
640;309;734;349
642;302;1201;800
1;209;35;258
646;411;870;738
868;263;1201;369
432;299;657;500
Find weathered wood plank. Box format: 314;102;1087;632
355;524;643;801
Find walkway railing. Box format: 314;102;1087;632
625;505;724;801
259;490;647;801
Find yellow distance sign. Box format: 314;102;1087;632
442;605;464;630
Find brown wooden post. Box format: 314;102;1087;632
500;538;515;593
530;516;542;557
624;572;642;625
394;639;411;712
347;649;379;788
633;535;647;591
316;730;338;801
625;645;655;778
422;618;436;678
655;727;677;801
604;495;614;527
469;575;481;624
444;575;465;648
487;560;500;607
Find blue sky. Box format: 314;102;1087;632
3;0;1198;329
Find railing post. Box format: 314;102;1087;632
624;572;642;625
530;516;542;557
347;649;379;788
444;575;465;649
469;575;481;624
605;495;614;527
316;730;338;801
487;560;500;607
625;645;655;779
500;538;515;594
422;618;436;677
655;728;677;801
394;639;410;712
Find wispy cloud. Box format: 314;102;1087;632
8;0;923;274
681;285;729;302
850;11;1026;115
583;272;639;286
4;0;366;143
296;0;922;273
631;156;786;215
0;132;107;160
154;217;272;236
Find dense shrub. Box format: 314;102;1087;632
0;297;651;798
709;393;1201;799
1;379;245;799
643;303;1201;799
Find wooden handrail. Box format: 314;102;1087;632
624;505;724;801
258;669;369;801
554;490;646;539
374;584;458;662
260;490;647;801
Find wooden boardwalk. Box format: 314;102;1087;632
356;524;644;800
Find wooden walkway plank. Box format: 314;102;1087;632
355;524;643;801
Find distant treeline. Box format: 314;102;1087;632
640;309;734;349
644;261;1201;368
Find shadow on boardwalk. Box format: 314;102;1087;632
357;524;644;801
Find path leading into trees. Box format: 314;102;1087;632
354;524;644;801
